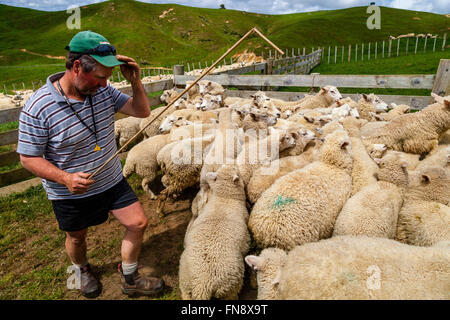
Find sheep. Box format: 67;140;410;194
198;80;226;101
395;165;450;246
140;104;177;138
160;89;179;104
185;81;200;100
247;139;323;204
363;95;450;155
245;236;450;300
179;164;250;300
360;120;388;137
158;109;218;133
357;93;389;120
122;119;196;199
236;129;299;188
340;116;379;195
255;100;282;118
248;129;353;251
197;94;223;110
123;134;170;200
279;127;316;157
440;129;450;145
371;103;410;121
293;86;342;111
156;134;216;216
241;109;277;136
333;151;409;238
114;116;144;150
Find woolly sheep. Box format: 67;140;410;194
294;86;342;110
247;139;323;204
340;116;379;195
179;164;250;299
357;93;389;120
197;94;223;110
364;95;450;155
160;89;179;104
248;129;353;250
156;134;216;216
114;116;144;150
245;236;450;300
371;103;410;121
396;165;450;246
333;151;409;238
158;109;218;133
140;104;177;138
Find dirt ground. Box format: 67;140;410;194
62;187;257;300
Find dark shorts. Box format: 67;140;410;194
51;178;138;232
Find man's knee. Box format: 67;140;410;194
66;229;87;245
127;216;148;233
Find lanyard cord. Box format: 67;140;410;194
57;79;99;147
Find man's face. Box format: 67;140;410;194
73;60;113;96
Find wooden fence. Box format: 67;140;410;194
0;59;448;188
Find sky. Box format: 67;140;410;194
0;0;449;14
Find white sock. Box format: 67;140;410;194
122;262;138;275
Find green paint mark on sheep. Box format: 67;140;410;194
272;195;296;209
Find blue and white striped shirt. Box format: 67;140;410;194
17;71;130;200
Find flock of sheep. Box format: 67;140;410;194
388;33;438;40
115;80;450;300
0;90;34;110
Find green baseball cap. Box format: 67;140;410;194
66;30;125;67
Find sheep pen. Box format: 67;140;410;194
113;79;450;300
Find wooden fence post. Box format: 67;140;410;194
388;40;392;57
173;65;184;76
368;42;370;60
424;36;428;52
342;46;344;62
356;44;358;62
382;40;385;58
334;46;337;64
397;39;400;57
415;37;418;54
375;42;377;59
406;38;409;55
361;43;364;61
328;46;330;64
442;33;447;51
431;59;450;97
303;47;306;56
433;37;437;52
348;45;351;62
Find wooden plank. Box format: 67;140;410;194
116;79;173;96
224;90;431;110
431;59;450;96
0;107;22;125
0;167;34;188
174;74;435;89
0;129;18;146
0;151;19;167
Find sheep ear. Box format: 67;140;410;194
290;132;299;139
390;102;398;108
362;93;368;101
250;113;257;120
271;270;282;286
233;174;239;182
373;158;382;165
421;174;431;184
303;115;314;123
341;141;349;149
250;94;255;98
245;255;264;271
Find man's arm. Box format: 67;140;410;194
20;155;94;194
115;55;150;118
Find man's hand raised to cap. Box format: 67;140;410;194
116;55;141;84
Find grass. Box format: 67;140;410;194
0;1;448;89
0;121;18;133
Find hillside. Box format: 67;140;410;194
0;0;448;67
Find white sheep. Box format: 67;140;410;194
158;109;218;133
245;236;450;300
333;151;409;238
396;165;450;246
114;116;144;150
357;93;389;120
248;129;353;250
179;164;250;299
294;86;342;111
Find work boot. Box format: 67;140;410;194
118;264;165;296
79;263;102;298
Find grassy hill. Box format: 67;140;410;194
0;0;448;88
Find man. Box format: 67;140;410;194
17;30;164;298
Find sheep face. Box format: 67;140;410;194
318;129;353;171
367;143;388;159
204;165;245;200
159;115;183;133
374;151;409;187
251;91;270;106
408;166;450;205
200;94;222;111
323;86;343;101
160;89;177;104
245;248;287;300
258;100;281;118
364;94;389;113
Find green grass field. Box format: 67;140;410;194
0;1;448;89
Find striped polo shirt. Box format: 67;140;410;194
17;71;131;200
